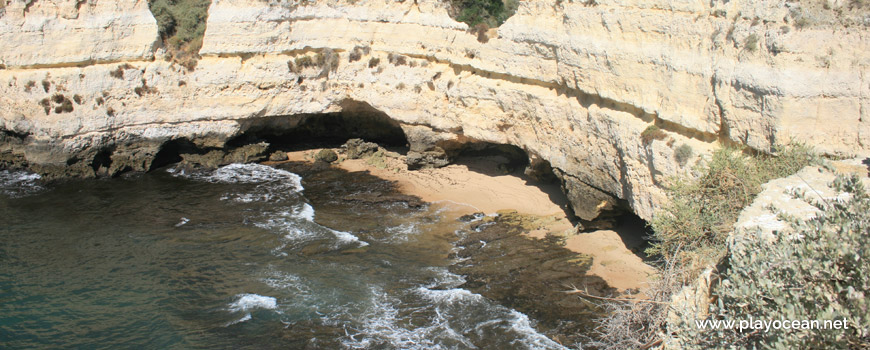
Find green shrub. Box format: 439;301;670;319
450;0;518;28
148;0;211;67
647;144;818;276
38;98;51;115
745;34;760;52
296;55;314;68
368;57;380;68
134;85;157;96
685;175;870;349
348;45;370;62
641;125;667;145
675;144;693;166
109;64;134;79
47;94;74;114
388;53;407;66
316;48;339;78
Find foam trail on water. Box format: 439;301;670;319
171;163;303;203
198;163;303;189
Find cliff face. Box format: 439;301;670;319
0;0;158;67
0;0;868;221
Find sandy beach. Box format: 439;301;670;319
280;148;655;292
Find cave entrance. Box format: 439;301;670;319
229;102;409;154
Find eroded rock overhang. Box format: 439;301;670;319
0;0;868;221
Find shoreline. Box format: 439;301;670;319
277;148;655;292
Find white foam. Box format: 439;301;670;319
342;288;475;350
298;203;315;221
423;267;466;290
204;163;302;188
225;293;278;326
174;217;190;227
383;222;419;243
255;206;368;249
0;170;44;197
505;310;569;350
416;287;482;305
228;293;278;312
173;164;303;201
331;228;369;247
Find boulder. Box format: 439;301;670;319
315;149;338;163
343;138;379;159
268;151;289;162
405;149;450;170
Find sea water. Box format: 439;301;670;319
0;165;570;349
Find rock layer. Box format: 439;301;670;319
1;0;868;221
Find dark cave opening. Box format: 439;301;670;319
229;102;409;153
149;138;203;171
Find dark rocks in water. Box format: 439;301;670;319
341;190;424;208
450;211;613;346
177;142;270;170
342;138;379;159
268;150;289;162
223;142;270;164
314;149;338;163
405;148;450;170
180;150;226;169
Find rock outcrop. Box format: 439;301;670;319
1;0;868;221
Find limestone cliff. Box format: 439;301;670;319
0;0;868;221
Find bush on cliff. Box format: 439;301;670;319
449;0;518;28
680;175;870;349
148;0;211;70
646;144;817;277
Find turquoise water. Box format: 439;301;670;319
0;165;569;349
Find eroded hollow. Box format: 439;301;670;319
231;103;408;152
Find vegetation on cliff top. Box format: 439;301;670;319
647;144;818;277
148;0;211;70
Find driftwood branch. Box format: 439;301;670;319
563;284;671;305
